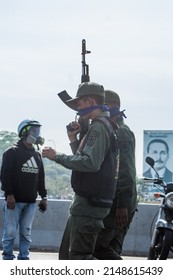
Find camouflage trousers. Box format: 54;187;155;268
94;210;136;259
59;213;107;260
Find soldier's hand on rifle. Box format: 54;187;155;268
66;121;81;142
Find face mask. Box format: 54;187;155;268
26;126;45;146
77;105;109;117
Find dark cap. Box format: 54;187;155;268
66;82;105;108
105;90;120;108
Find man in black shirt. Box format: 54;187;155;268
0;119;47;260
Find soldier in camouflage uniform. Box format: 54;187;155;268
94;90;137;260
42;82;119;260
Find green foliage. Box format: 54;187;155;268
0;130;19;153
42;158;73;199
0;131;19;172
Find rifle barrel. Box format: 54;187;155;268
81;39;91;83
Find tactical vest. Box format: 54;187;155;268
71;117;119;208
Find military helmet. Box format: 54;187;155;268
18;119;41;138
105;90;120;108
66;82;105;108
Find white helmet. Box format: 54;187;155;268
18;119;41;138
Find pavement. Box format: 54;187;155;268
0;250;147;260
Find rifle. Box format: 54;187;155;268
57;39;91;138
81;39;91;83
57;39;91;110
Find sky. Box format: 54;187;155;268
0;0;173;176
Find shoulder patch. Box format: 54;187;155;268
86;130;100;146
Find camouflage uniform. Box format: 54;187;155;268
57;83;119;260
94;90;137;260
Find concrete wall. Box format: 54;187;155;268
122;203;159;256
0;198;159;256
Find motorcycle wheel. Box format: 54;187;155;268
148;247;157;260
148;229;162;260
159;229;173;260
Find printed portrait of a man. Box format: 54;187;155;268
143;130;173;184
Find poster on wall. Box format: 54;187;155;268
143;130;173;194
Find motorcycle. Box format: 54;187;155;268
144;156;173;260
